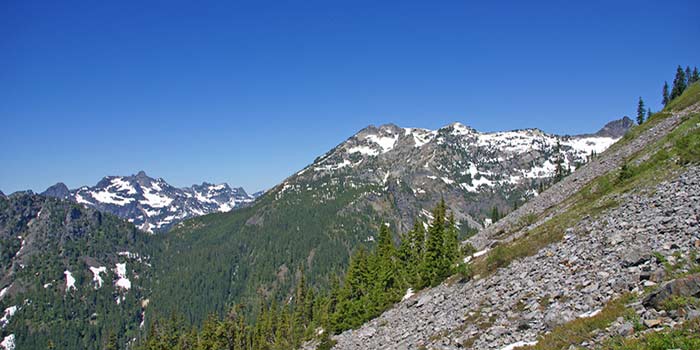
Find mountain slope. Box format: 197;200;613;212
0;193;152;349
148;118;631;325
42;171;257;233
323;84;700;349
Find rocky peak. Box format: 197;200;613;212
43;172;256;233
41;182;71;199
587;116;634;138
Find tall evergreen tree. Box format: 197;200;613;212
490;206;500;223
662;81;670;106
685;66;692;86
647;108;652;120
419;199;447;288
636;97;645;125
691;67;700;85
671;65;687;100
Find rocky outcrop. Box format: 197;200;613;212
327;165;700;350
644;274;700;309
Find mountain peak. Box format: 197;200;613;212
135;170;149;179
589;116;635;138
41;182;71;199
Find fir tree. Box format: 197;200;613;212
686;66;692;86
418;199;447;288
647;108;652;120
671;65;687;100
490;206;500;223
690;67;700;85
636;97;645;125
662;81;670;106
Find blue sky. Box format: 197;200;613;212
1;0;699;194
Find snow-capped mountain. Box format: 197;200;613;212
42;171;257;232
272;117;633;231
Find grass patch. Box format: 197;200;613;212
667;82;700;112
518;294;636;350
605;318;700;350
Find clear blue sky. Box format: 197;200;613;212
1;0;698;194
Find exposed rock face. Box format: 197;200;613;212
41;171;257;233
583;116;635;138
41;182;70;199
328;165;700;350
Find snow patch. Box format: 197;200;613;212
64;270;76;292
347;145;380;156
0;334;15;350
139;187;173;208
578;308;602;318
365;133;398;153
499;340;538;350
401;288;415;301
114;263;131;290
1;306;18;328
564;137;617;155
89;266;107;289
90;189;135;206
0;287;8;300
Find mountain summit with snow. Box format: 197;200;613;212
42;171;257;232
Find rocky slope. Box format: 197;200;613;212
42;171;257;233
329;166;699;349
0;193;152;349
319;92;700;349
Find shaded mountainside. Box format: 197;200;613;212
0;193;153;349
320;84;700;349
147;118;630;326
42;171;258;233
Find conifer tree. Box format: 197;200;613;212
686;66;692;86
671;65;687;99
662;81;670;106
419;199;450;288
636;97;645;125
490;206;500;223
690;67;700;85
443;213;459;267
647;108;652;120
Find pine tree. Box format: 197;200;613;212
636;97;645;125
662;81;670;106
490;206;500;223
671;65;687;100
690;67;700;85
686;66;692;86
443;213;459;267
553;141;566;182
647;108;652;120
419;199;447;288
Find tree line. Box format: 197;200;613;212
137;200;470;350
638;65;698;125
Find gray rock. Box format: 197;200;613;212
644;274;700;309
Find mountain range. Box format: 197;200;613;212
0;115;637;349
41;171;258;233
147;117;633;326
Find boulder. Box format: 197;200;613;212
643;274;700;309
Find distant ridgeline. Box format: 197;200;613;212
41;171;258;233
